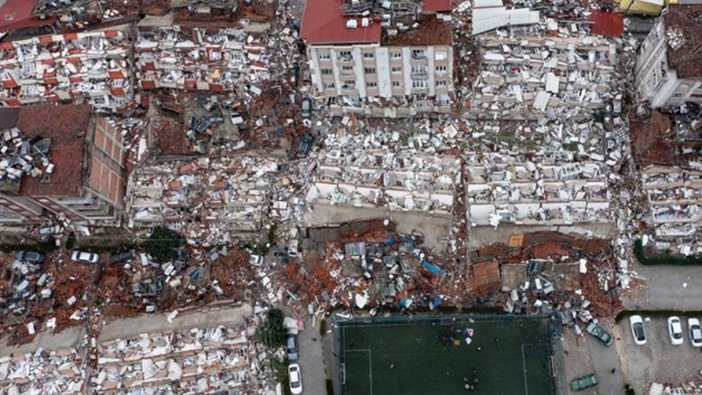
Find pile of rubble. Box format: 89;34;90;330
127;154;280;243
0;127;54;183
0;27;132;111
0;347;85;394
94;324;256;393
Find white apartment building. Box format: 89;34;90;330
301;0;454;116
635;4;702;108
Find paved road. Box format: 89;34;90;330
298;316;326;395
585;322;625;395
622;259;702;311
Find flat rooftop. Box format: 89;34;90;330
301;0;381;45
664;4;702;78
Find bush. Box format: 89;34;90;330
143;226;184;262
633;239;702;266
256;308;287;348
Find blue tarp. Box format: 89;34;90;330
383;235;396;247
400;297;414;308
422;260;447;275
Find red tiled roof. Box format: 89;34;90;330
589;10;624;37
422;0;451;12
0;105;93;197
664;4;702;79
0;0;56;32
300;0;381;45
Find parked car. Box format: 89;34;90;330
288;363;303;395
668;316;684;345
301;98;312;119
688;318;702;347
110;251;134;265
249;254;263;266
71;251;99;264
570;373;598;392
629;315;647;345
286;334;299;361
297;132;314;157
16;251;44;263
585;322;613;346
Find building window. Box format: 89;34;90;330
364;67;376;74
342;65;354;72
392;51;402;59
341;80;356;89
391;66;402;73
321;68;332;75
363;52;374;59
412;49;426;59
367;81;377;88
435;65;447;73
338;50;352;60
436;80;447;87
435;51;447;61
318;52;331;61
392;81;400;87
324;82;335;89
412;79;427;89
411;64;427;75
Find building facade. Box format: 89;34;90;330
301;0;454;116
635;4;702;108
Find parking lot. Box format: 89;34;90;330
615;314;702;394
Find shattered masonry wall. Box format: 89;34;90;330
641;166;702;238
0;29;131;111
469;31;619;120
126;156;279;240
0;348;85;394
306;151;458;214
94;326;251;393
467;160;610;226
135;25;269;92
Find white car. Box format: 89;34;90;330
688;318;702;347
288;363;303;395
71;250;99;264
629;315;646;345
668;316;684;345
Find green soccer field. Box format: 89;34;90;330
338;316;557;395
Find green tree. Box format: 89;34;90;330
143;226;184;262
256;308;287;348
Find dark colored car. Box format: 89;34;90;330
286;334;299;361
297;133;314;157
585;322;614;346
16;251;44;263
110;251;134;265
570;373;598;391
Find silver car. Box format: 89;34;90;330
71;250;100;264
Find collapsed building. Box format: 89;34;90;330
0;346;85;393
301;0;454;116
640;165;702;254
0;27;132;112
470;21;621;120
134;13;270;93
0;105;128;227
635;3;702;109
126;154;279;242
94;325;255;393
466;153;610;228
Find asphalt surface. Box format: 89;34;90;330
615;314;702;394
622;258;702;311
297;316;326;395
